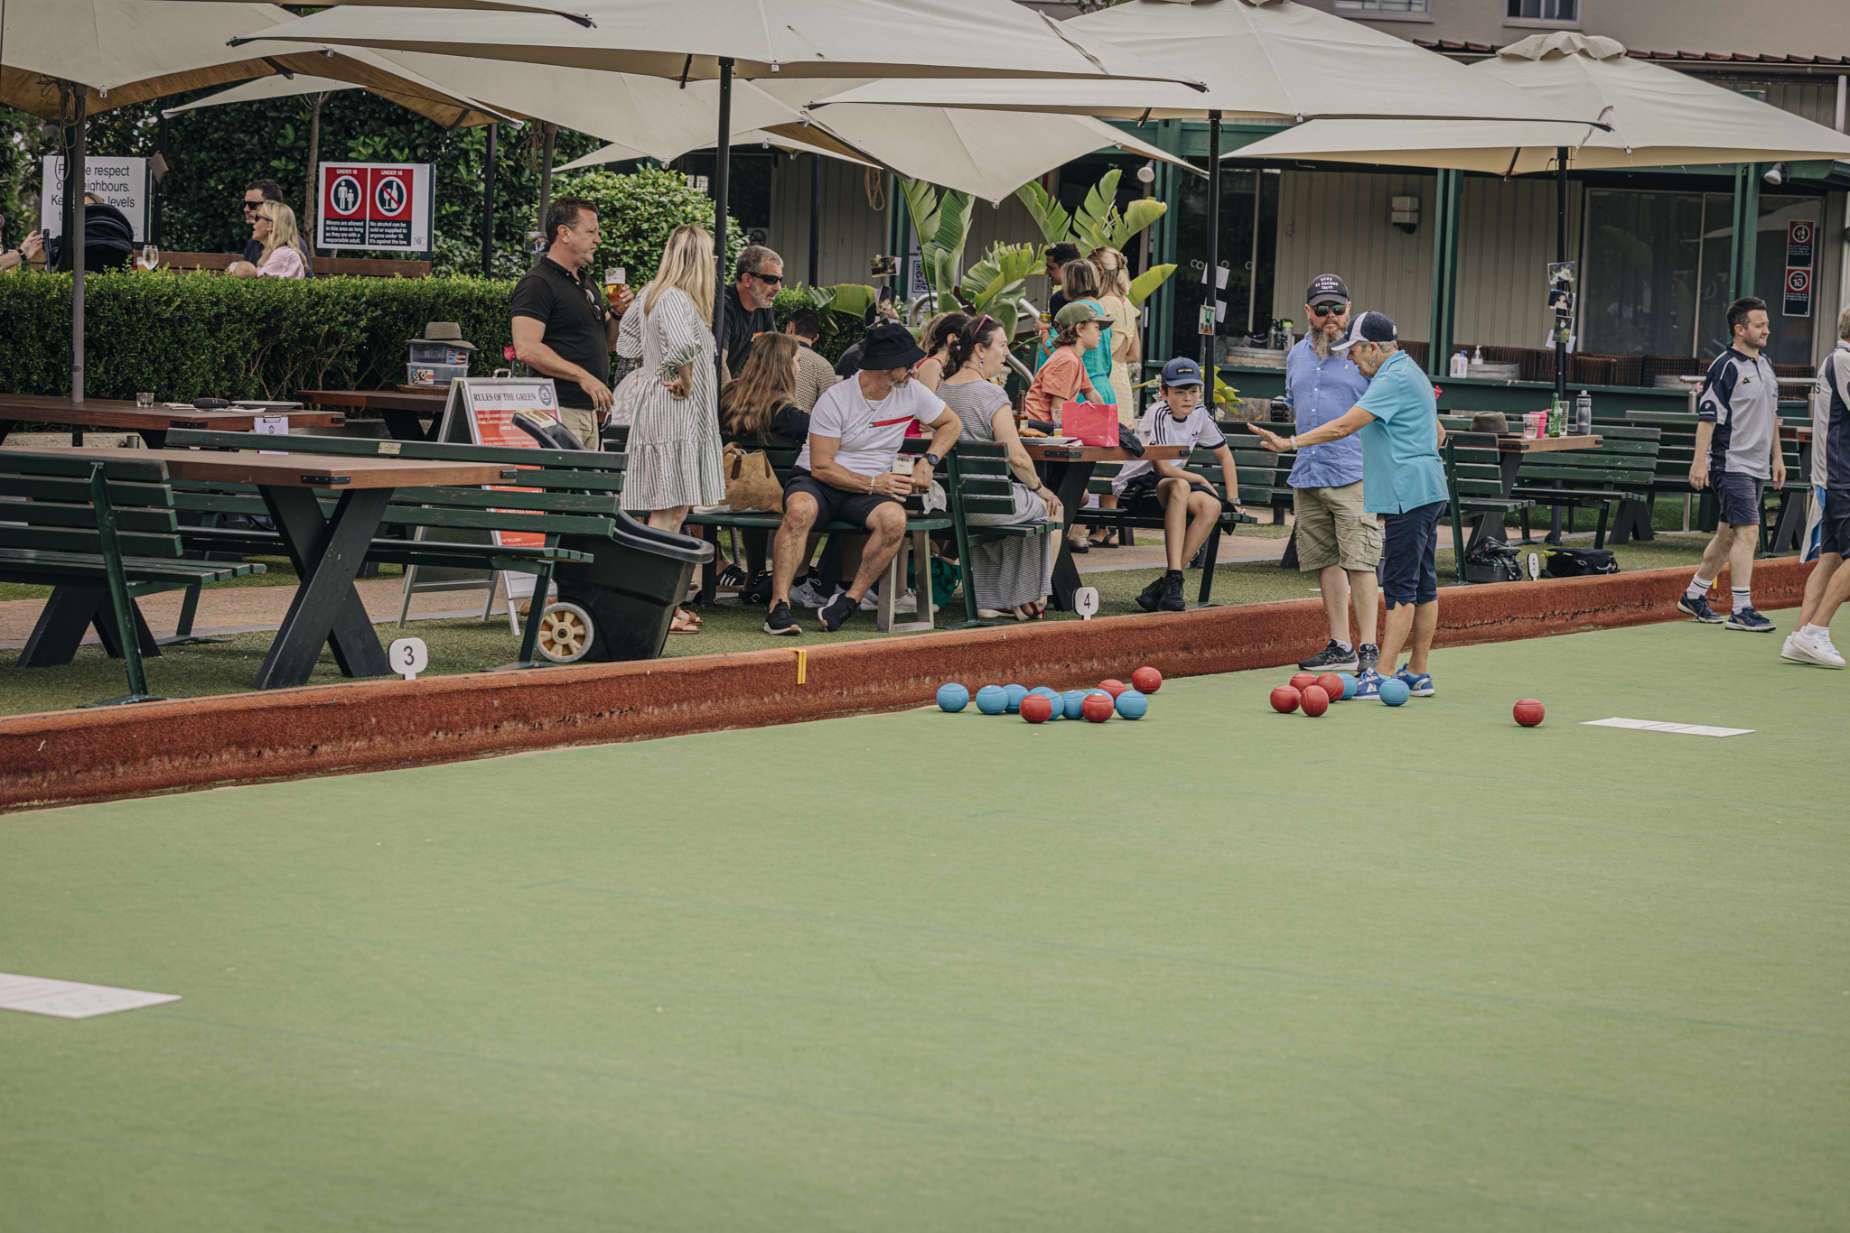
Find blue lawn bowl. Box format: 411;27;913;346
1029;686;1063;719
975;685;1009;715
1378;677;1411;707
1003;683;1029;714
1336;672;1358;701
1062;690;1090;721
1115;689;1149;720
936;683;970;713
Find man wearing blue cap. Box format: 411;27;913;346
1250;312;1447;699
1112;356;1241;612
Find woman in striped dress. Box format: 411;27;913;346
617;225;725;633
619;224;726;528
938;316;1063;619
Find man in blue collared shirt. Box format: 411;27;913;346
1281;274;1379;674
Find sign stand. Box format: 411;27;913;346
397;377;566;633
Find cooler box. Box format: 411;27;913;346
554;515;713;661
406;362;469;387
409;341;473;367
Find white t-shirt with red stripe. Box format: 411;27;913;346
795;375;948;478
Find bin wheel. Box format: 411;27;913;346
535;601;594;664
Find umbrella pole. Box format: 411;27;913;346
1555;146;1568;405
1200;109;1221;382
66;86;88;426
536;122;556;250
807;152;821;287
713;56;733;389
482;122;498;278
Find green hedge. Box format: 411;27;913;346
0;271;518;402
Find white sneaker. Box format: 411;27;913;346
790;577;833;609
1781;628;1846;669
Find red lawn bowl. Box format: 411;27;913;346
1020;694;1055;724
1098;678;1129;699
1081;693;1116;723
1131;665;1163;694
1269;685;1301;715
1314;672;1344;700
1300;685;1330;717
1513;699;1546;728
1289;672;1319;691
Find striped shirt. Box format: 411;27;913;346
1112;401;1225;493
792;342;840;411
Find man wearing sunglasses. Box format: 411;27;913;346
723;244;784;380
240;181;283;264
1280;273;1378;675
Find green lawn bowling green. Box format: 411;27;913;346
3;609;1846;1233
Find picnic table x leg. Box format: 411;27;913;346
255;485;393;689
1042;459;1095;611
18;585;160;667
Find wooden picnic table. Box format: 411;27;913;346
298;388;448;442
14;445;514;691
0;394;344;448
1025;441;1190;611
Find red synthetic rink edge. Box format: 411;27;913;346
0;559;1811;812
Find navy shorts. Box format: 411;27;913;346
1715;471;1763;528
1820;490;1850;557
1380;500;1446;609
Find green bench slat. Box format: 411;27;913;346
1;499;179;534
0;475;177;508
0;524;184;557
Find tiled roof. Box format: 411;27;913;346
1414;38;1850;67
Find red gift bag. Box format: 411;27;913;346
1062;399;1118;447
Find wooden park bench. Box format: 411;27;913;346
0;449;265;704
682;438;952;633
1512;426;1659;550
161;252;433;278
160;429;628;664
1624;411;1808;552
941;441;1057;626
1072;446;1262;605
1442;431;1534;579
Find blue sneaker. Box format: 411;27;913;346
1352;669;1385;700
1395;669;1435;698
1678;594;1722;624
1725;607;1775;633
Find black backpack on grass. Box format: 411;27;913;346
1542;548;1619;577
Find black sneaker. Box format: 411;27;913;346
742;570;774;606
1678;594;1723;624
1724;606;1775;633
1357;643;1380;675
1158;570;1186;613
818;590;858;633
1299;640;1359;672
762;601;799;636
1135;574;1166;612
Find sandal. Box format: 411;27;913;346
1014;601;1046;621
1089;529;1118;549
669;607;702;633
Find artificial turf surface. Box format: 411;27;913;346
2;610;1846;1231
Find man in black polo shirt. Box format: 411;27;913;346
510;196;632;447
722;243;782;380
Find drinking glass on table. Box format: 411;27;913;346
137;244;160;272
135;391;155;408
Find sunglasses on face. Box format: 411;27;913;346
1311;303;1347;317
751;271;783;286
242;200;264;211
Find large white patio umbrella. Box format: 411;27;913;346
1232;32;1850;396
816;0;1608;374
0;0;550;409
222;0;1205;381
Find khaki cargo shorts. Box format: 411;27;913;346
1292;481;1382;573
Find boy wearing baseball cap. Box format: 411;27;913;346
1113;356;1242;612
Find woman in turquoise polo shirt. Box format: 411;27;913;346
1250;312;1448;700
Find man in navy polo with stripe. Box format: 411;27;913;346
1678;296;1785;633
1282;273;1378;675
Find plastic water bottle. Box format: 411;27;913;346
1450;349;1468;379
1575;390;1593;436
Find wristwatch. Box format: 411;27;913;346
922;452;942;469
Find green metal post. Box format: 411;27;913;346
87;464;155;703
1427;169;1463;379
1728;163;1761;301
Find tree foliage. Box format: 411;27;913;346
552;165;743;288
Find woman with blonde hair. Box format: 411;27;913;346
1090;246;1142;415
616;223;724;633
229;201;307;278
